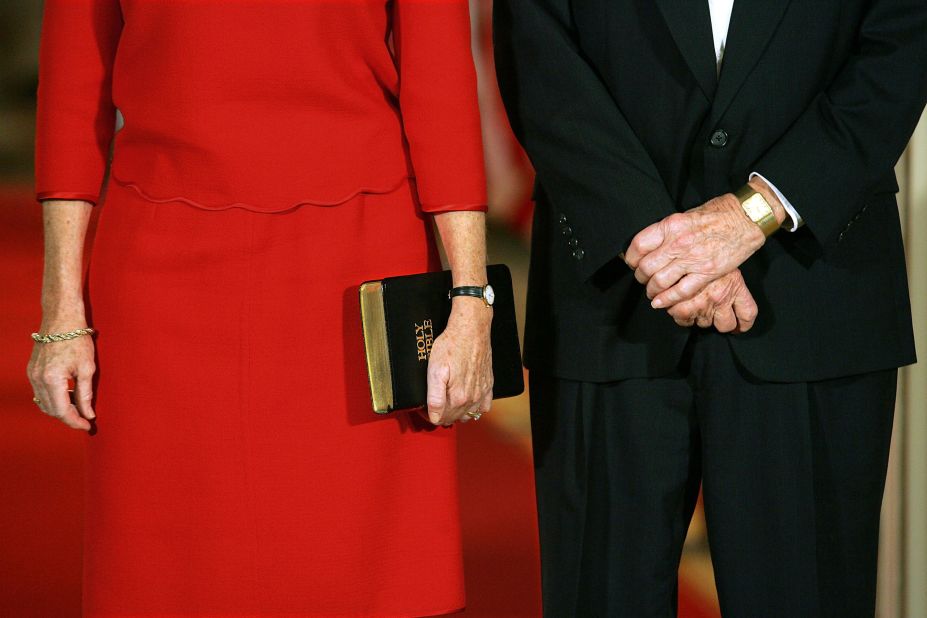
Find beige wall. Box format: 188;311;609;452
879;110;927;617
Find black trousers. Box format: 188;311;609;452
530;331;897;618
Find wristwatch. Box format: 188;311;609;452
734;184;780;238
449;284;495;307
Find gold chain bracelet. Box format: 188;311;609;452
31;328;96;344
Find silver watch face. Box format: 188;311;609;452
483;284;495;306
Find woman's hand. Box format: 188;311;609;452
426;298;494;426
27;323;97;431
428;209;492;426
29;199;96;430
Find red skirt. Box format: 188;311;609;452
84;180;463;617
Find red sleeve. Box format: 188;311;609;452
392;0;488;214
35;0;123;205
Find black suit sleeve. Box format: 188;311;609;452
493;0;675;281
754;0;927;248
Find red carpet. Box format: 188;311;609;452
0;185;717;617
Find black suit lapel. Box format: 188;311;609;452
654;0;718;101
710;0;792;123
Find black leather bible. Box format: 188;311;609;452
359;264;524;414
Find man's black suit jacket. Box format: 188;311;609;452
494;0;926;383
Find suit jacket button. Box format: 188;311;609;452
573;248;585;260
561;225;573;237
709;129;729;148
558;214;568;223
568;238;579;248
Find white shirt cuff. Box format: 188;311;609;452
749;172;803;232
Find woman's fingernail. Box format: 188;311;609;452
652;298;665;308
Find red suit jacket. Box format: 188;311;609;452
36;0;487;213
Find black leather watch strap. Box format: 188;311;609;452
448;286;485;300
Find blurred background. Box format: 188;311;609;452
2;2;926;616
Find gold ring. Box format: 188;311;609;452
466;411;482;421
32;397;42;406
